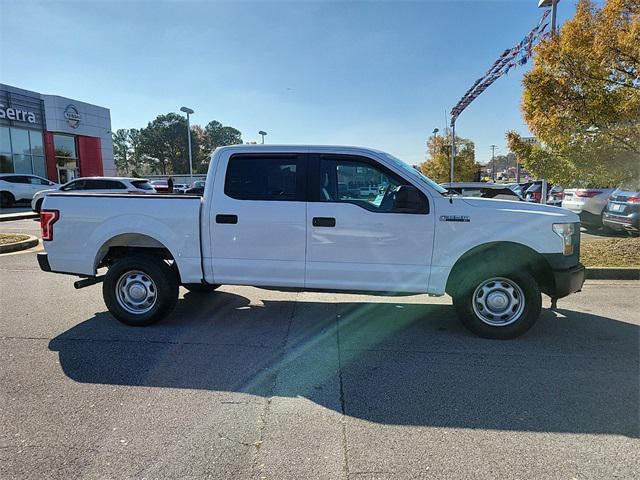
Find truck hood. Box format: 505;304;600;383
461;197;579;222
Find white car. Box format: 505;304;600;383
0;174;58;208
561;188;615;230
31;177;156;212
38;145;585;339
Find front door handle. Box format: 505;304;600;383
216;214;238;224
312;217;336;227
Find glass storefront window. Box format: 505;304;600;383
13;154;32;174
10;128;31;156
30;131;44;156
0;127;11;154
32;156;46;178
0;153;12;173
54;134;77;158
0;127;48;175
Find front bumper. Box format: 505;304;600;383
550;263;585;298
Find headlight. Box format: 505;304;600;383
552;223;576;256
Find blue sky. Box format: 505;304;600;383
1;0;576;165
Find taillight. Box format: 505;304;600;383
627;196;640;204
40;209;59;241
575;190;602;198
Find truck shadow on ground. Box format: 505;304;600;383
48;290;639;437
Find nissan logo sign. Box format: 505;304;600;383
64;104;81;128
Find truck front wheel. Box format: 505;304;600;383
452;269;542;339
103;255;178;326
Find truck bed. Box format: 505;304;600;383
42;193;203;282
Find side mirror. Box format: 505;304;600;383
393;185;427;213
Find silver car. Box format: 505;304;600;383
561;188;615;229
31;177;156;212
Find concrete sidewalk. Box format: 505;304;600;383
0;207;38;222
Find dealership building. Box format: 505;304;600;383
0;84;115;184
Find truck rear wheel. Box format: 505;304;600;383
452;269;541;339
103;255;178;326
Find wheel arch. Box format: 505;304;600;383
445;241;555;297
94;233;181;282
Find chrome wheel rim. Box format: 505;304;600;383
115;270;157;315
472;277;525;327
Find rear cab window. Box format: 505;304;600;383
224;154;306;201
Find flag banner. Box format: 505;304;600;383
450;9;551;124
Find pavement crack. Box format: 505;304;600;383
336;304;350;480
251;291;298;477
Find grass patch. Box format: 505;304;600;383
581;236;640;267
0;233;30;245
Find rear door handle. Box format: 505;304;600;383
312;217;336;227
216;214;238;224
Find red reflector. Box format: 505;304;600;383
575;190;602;198
40;210;59;241
627;196;640;204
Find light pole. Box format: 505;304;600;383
258;130;267;144
490;145;497;182
538;0;560;34
180;106;194;182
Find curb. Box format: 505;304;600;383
0;235;39;254
586;267;640;280
0;212;39;222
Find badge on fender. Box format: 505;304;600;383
439;215;470;222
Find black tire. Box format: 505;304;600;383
1;191;15;208
103;255;178;326
183;283;220;293
453;268;542;339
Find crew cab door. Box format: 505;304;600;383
209;152;307;287
305;153;434;292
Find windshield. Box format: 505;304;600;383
382;153;448;195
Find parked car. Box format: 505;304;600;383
31;177;155;212
150;180;169;193
37;145;584;340
524;181;546;203
562;188;615;229
0;174;58;208
184;180;206;195
602;184;640;235
173;183;189;194
359;185;380;197
546;185;564;207
441;182;524;201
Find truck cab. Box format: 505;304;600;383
38;145;585;339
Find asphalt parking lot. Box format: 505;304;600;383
1;232;639;479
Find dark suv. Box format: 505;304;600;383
602;183;640;235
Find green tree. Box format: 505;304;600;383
204;120;243;151
419;133;478;183
136;114;243;176
510;0;639;187
112;128;132;175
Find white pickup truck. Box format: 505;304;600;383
38;145;585;339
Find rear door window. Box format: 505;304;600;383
4;176;28;184
225;155;306;201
